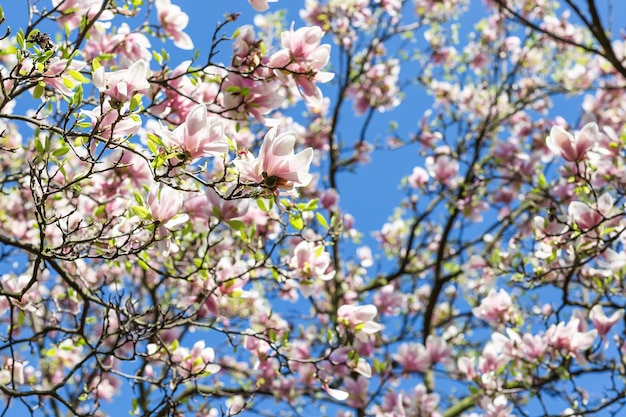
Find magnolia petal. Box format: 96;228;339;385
324;386;349;401
174;32;194;50
355;358;372;378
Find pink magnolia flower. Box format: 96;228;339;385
519;333;548;360
425;154;459;187
568;192;613;232
235;127;314;192
39;57;87;96
457;356;477;380
478;341;510;375
392;342;430;373
155;0;194;50
357;246;373;268
289;240;335;281
147;184;184;224
89;374;120;401
85;23;152;69
408;166;429;188
425;335;451;365
52;0;113;31
373;284;405;315
546;122;597;162
249;0;278;11
81;102;142;140
344;375;369;408
546;317;597;359
171;340;221;378
480;395;514;417
472;288;515;325
269;25;334;105
220;73;283;124
159;104;229;160
347;59;401;115
0;358;28;385
589;305;624;337
337;304;384;342
93;59;150;103
205;187;249;221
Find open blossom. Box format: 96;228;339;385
0;359;29;385
347;59;401;115
408;166;429;188
392;342;430;373
204;187;249;221
568;192;613;232
52;0;114;31
81;102;142;140
155;0;193;50
589;305;624;337
289;240;335;281
546;317;597;359
89;374;120;401
249;0;278;11
148;184;184;224
221;74;283;124
480;395;514;417
546;122;597;162
425;154;459;186
158;104;228;160
171;340;221;378
235;127;314;192
41;58;87;96
93;59;150;103
473;288;515;325
269;25;334;105
85;23;152;68
337;304;384;342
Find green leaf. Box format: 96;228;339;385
35;137;44;155
68;69;88;82
136;258;149;271
305;198;319;211
257;198;268;212
537;173;547;188
33;82;45;99
129;93;142;112
34;49;55;63
152;50;163;65
147;133;164;147
71;84;83;107
316;212;328;228
17;29;25;49
52;146;70;157
228;219;246;231
131;205;152;220
290;215;304;231
62;77;76;90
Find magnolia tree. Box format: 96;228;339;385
1;0;626;416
